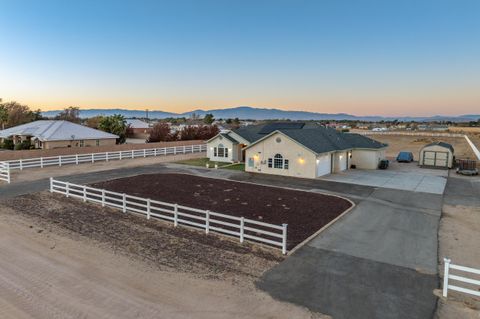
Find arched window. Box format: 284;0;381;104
214;143;229;158
268;153;289;169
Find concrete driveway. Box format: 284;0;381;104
320;161;448;194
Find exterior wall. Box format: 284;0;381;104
245;132;317;179
129;128;151;139
419;145;453;168
43;138;117;150
333;151;349;172
351;149;385;169
207;136;238;162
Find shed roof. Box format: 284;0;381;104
423;141;454;152
0;120;119;141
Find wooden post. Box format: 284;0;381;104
66;182;70;197
59;157;62;167
122;194;126;212
240;217;244;243
443;258;451;297
147;199;151;220
282;224;288;255
154;148;157;156
49;177;53;192
20;159;23;170
106;152;109;162
101;189;105;207
91;153;94;163
205;210;210;234
40;157;44;168
143;149;146;157
174;204;178;227
83;185;87;202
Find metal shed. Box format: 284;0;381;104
419;142;454;169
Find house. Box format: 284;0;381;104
207;122;387;178
0;120;118;149
126;119;151;139
419;142;454;169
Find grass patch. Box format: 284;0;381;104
175;157;230;168
222;163;245;171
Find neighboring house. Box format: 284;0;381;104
207;122;387;178
126;119;151;139
0;120;118;149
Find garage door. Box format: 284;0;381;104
317;155;331;177
423;151;448;167
338;152;348;172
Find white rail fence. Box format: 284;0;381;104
356;131;465;138
0;144;206;184
0;161;10;184
443;258;480;298
50;178;288;254
464;135;480;160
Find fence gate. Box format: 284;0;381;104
0;162;10;183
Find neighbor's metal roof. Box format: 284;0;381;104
126;119;150;129
0;120;119;141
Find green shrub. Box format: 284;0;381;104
14;140;31;150
1;139;14;150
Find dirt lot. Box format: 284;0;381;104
91;173;352;250
367;134;476;160
0;139;203;161
0;193;323;318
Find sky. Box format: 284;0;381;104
1;0;479;116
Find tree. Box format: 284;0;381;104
179;125;219;141
99;114;127;144
55;106;81;123
147;122;178;143
0;100;8;130
3;101;36;127
84;116;104;129
203;113;214;124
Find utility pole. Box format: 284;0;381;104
146;109;149;120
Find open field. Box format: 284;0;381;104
368;134;476;160
91;173;353;249
448;127;480;134
0;193;322;319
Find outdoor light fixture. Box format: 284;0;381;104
298;158;305;164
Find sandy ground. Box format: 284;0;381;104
366;135;476;160
0;195;324;319
7;152;205;183
436;175;480;318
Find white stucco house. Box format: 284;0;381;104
206;122;387;178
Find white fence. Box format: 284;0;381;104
50;178;288;254
355;131;465;138
464;135;480;160
0;161;10;183
0;144;206;184
443;258;480;298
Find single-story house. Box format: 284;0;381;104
0;120;119;149
126;119;151;139
207;122;387;178
419;142;454;169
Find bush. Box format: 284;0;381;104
14;140;31;150
179;125;220;141
1;139;14;150
147;122;178;143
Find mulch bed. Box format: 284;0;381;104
91;173;353;249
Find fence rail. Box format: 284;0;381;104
0;144;206;184
0;161;10;183
49;178;288;254
443;258;480;298
355;131;465;138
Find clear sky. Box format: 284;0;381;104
1;0;479;116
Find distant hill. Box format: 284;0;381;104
41;106;480;122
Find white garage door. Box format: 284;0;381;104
337;152;348;171
316;154;331;177
423;151;448;167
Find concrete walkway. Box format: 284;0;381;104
0;163;441;318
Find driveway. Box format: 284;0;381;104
0;162;442;318
320;161;448;194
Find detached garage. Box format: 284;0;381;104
419;142;454;169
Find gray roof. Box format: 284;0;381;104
423;141;454;152
219;133;239;144
233;122;320;143
126;119;149;129
238;123;386;154
0;120;119;141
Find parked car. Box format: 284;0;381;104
396;152;414;163
378;159;389;169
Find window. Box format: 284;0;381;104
96;139;100;146
269;153;289;169
214;147;217;157
214;143;228;158
79;140;84;147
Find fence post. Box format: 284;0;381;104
59;157;62;167
146;199;151;220
66;182;70;197
6;162;10;184
91;153;94;163
49;177;53;192
131;150;134;158
20;159;23;170
240;217;244;243
183;145;186;154
83;185;87;202
76;154;79;165
205;210;210;234
143;149;146;157
282;224;288;255
174;204;178;226
443;258;451;297
101;189;105;207
154;148;157;156
122;193;126;212
106;152;109;162
40;157;44;168
119;152;122;160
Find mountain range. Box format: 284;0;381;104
41;106;480;122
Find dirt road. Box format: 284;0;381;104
0;206;322;319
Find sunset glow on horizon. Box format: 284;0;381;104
1;0;479;117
